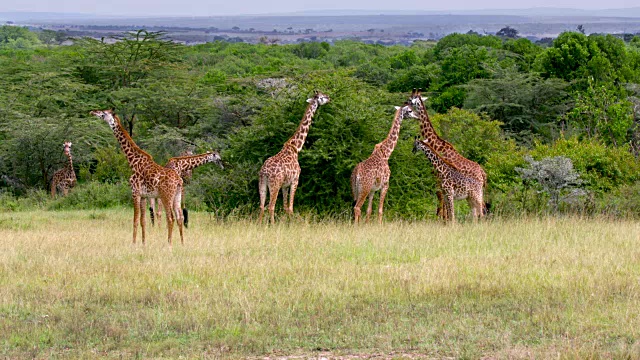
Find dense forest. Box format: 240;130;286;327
1;26;640;220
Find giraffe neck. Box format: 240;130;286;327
166;153;212;173
285;100;319;153
416;98;441;147
65;151;73;171
417;141;445;169
376;107;404;160
110;115;151;167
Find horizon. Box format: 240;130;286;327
2;3;640;18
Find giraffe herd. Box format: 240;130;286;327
51;88;484;245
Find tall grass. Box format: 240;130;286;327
1;210;639;358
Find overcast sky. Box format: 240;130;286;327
2;0;639;17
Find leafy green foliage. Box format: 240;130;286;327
1;27;639;219
565;80;634;146
464;70;570;141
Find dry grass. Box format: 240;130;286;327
1;209;640;359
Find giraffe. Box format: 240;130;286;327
412;138;484;222
258;90;330;224
149;149;194;227
50;141;77;198
90;109;184;246
408;88;487;218
351;102;418;224
149;150;224;228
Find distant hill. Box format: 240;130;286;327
0;11;106;22
266;7;640;18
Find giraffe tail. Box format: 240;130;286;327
149;206;155;226
483;202;492;216
182;208;189;228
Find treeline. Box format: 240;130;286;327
1;26;640;219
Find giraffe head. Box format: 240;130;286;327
307;90;330;106
394;101;418;120
411;136;424;154
206;150;224;170
90;109;117;129
409;88;428;108
63;141;72;156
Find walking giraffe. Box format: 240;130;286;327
258;90;330;224
149;150;224;228
351;102;418;224
409;88;486;219
90;110;184;246
50;141;77;198
412;138;484;222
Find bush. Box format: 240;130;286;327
47;181;131;210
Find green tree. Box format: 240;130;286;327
464;70;570;141
565;80;634;146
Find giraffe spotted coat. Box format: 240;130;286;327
412;139;484;222
50;141;77;198
258;91;330;224
351;102;418;224
90;109;184;246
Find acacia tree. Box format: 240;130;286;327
77;30;183;136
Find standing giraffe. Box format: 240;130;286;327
149;150;224;228
90;110;184;246
351;102;418;224
409;88;486;219
50;141;77;198
412;138;484;222
258;91;330;224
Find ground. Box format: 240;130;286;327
1;209;639;359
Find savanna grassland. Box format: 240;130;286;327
1;210;640;359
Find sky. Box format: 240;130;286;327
1;0;639;17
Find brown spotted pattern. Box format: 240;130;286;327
413;139;485;222
409;88;486;218
50;141;77;198
351;103;418;224
258;91;330;224
90;109;184;246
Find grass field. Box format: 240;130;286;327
1;209;640;359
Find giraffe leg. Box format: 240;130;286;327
470;191;484;221
268;181;281;225
353;190;369;225
365;190;375;224
157;199;163;227
132;193;141;244
174;188;184;244
258;175;267;224
140;197;147;244
161;194;174;247
51;181;56;198
436;189;444;219
445;192;455;224
282;185;289;214
288;178;299;216
378;183;389;225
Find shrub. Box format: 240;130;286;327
47;181;131;210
